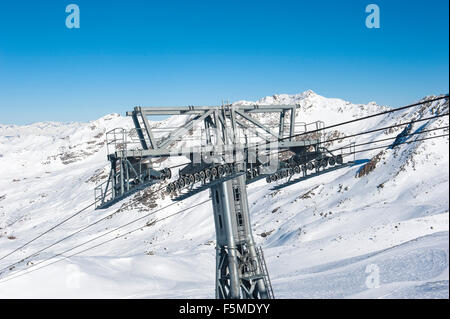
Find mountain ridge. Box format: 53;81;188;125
0;92;448;298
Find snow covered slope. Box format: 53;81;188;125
0;91;448;298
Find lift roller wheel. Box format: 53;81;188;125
288;157;297;167
328;156;336;166
314;160;321;169
224;164;232;175
211;167;218;178
163;168;172;180
336;154;344;165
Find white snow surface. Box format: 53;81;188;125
0;91;448;299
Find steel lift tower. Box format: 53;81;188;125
95;103;353;299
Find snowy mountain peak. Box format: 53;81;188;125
233;90;319;106
233;90;385;113
97;113;121;121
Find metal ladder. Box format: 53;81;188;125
256;246;275;299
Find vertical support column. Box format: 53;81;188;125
125;160;130;191
234;173;269;299
111;158;117;200
119;159;125;196
290;106;297;141
279;111;286;139
205;117;212;145
211;180;241;299
211;170;272;299
221;180;242;299
229;106;237;144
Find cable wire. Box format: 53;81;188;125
271;115;448;160
299;113;447;151
0;199;210;284
278;95;448;142
0;184;167;274
329;126;448;154
3;131;447;283
1;96;447;284
0;161;189;265
0;202;96;262
248;95;449;151
341;133;449;158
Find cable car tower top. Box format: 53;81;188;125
95;102;353;299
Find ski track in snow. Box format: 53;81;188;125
0;91;448;298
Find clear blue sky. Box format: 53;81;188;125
0;0;448;125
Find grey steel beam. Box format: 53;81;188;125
114;139;320;158
204;117;212;145
221;180;241;298
157;109;215;150
126;105;300;116
278;110;286;139
217;112;232;145
131;112;149;150
235;119;272;142
213;111;224;144
289;106;297;141
234;110;279;139
235;104;297;111
229;106;237;143
136;107;157;149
